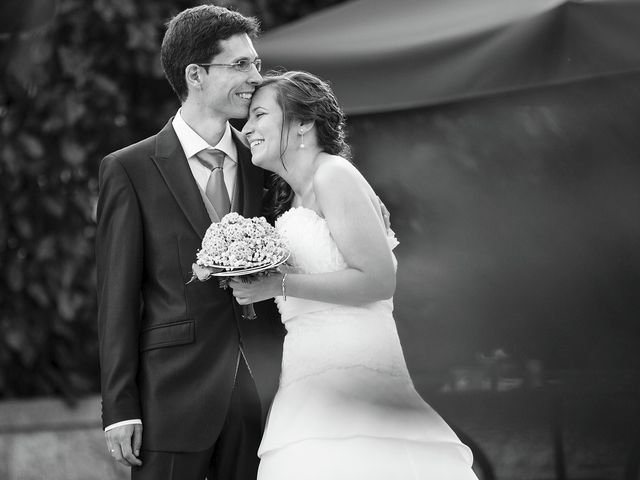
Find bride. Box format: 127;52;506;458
229;70;478;480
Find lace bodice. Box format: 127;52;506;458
273;206;398;321
276;206;346;273
271;205;406;386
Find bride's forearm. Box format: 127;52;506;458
283;269;395;305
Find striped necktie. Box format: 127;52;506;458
195;149;231;216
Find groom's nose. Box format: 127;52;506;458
247;65;262;86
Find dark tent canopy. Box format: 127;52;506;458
255;0;640;382
257;0;640;114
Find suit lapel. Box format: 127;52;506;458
151;119;212;238
231;127;264;219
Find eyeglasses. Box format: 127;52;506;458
197;58;262;73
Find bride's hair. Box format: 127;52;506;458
258;70;352;221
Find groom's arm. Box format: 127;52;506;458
96;154;144;431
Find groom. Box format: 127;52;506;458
96;6;283;480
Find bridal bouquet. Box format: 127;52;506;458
189;212;289;319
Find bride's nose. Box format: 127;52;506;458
242;120;253;136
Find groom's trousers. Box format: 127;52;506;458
131;357;263;480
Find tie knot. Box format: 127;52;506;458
196;149;225;170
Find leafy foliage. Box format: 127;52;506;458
0;0;346;400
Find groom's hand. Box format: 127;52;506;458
106;424;143;467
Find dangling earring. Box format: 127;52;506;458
299;129;305;149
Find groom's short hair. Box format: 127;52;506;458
161;5;260;102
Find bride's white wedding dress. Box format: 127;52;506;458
257;206;477;480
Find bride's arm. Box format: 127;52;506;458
230;160;396;306
290;160;396;304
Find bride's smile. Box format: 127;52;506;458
243;86;288;171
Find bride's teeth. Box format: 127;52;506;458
238;93;252;99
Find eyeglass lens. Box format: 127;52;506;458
237;59;261;72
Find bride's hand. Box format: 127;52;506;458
228;273;283;305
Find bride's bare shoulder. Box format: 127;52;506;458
313;153;363;186
313;153;379;215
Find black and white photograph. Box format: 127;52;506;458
1;0;640;479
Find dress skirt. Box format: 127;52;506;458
260;207;478;480
258;436;478;480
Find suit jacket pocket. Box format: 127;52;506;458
140;319;194;352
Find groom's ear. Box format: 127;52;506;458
185;64;202;91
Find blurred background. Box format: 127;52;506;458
1;0;639;478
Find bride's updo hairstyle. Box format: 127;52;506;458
259;70;352;220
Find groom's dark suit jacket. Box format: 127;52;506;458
96;119;284;452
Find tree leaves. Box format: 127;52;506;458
0;0;348;401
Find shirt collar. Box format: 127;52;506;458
172;109;237;163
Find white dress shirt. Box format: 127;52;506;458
172;109;238;201
104;112;238;433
